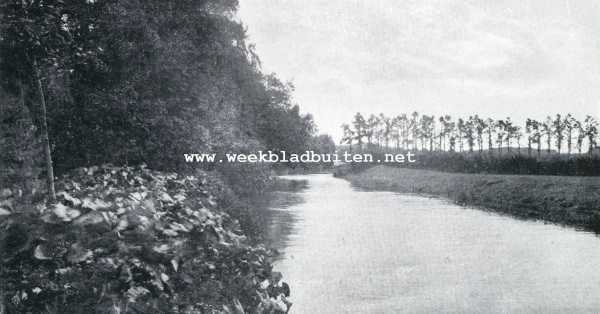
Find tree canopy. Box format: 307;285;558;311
0;0;316;184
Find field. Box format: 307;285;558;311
341;165;600;232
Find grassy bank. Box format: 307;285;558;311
341;165;600;232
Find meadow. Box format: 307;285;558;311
339;165;600;233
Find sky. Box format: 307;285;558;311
238;0;600;141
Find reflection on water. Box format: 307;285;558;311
264;174;600;314
261;191;303;252
253;177;308;252
270;177;309;192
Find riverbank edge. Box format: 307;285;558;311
336;165;600;233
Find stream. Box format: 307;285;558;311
262;174;600;313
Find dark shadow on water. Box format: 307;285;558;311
270;177;309;192
246;178;308;256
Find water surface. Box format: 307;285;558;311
266;174;600;313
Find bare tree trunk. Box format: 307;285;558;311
34;60;56;203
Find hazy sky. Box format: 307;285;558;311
238;0;600;141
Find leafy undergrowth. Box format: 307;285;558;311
0;165;277;313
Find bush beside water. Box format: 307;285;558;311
0;165;279;313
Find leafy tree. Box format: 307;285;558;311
564;114;576;156
310;134;336;156
379;113;393;149
449;134;456;152
418;115;435;151
473;115;485;153
0;0;77;203
465;116;475;153
525;119;535;156
503;118;514;152
553;114;566;154
341;123;354;152
409;112;419;150
352;113;366;151
439;115;453;151
514;125;522;154
574;119;585;154
485;118;495;153
495;120;506;154
528;119;543;157
542;116;553;154
365;114;380;148
457;118;465;152
584;115;599;154
392;114;408;150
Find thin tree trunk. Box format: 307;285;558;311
34;60;56;203
567;129;572;156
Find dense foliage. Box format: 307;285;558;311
0;92;42;199
0;0;316;188
0;165;277;313
0;1;321;312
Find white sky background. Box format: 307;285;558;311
238;0;600;142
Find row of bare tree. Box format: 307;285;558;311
341;113;599;156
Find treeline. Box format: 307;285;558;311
340;112;600;176
0;0;317;201
342;112;599;155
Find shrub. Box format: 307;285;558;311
0;165;276;313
